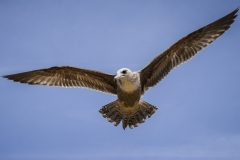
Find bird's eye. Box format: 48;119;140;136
121;70;127;74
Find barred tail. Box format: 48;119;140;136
122;100;158;129
99;101;122;127
99;100;158;130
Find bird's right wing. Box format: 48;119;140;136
139;8;238;91
3;66;117;95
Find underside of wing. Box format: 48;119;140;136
139;8;238;91
3;66;117;95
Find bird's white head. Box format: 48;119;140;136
114;68;140;92
115;68;133;80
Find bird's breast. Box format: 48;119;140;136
117;88;141;108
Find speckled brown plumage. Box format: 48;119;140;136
139;8;238;91
2;8;238;130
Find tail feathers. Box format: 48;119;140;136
99;100;158;130
99;101;122;126
122;100;158;129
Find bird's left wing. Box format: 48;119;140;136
139;8;238;91
3;66;117;95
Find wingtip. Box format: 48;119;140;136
232;7;239;21
2;74;13;79
234;7;239;15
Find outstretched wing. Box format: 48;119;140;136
3;66;117;95
139;8;238;91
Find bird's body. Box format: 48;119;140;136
2;8;238;129
101;69;158;129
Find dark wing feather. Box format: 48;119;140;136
3;66;117;95
139;8;238;91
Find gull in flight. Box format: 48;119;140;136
3;8;238;129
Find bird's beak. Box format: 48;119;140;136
114;75;122;82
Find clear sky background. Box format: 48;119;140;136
1;1;240;160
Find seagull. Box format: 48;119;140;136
3;8;238;129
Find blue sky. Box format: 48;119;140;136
1;0;240;160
